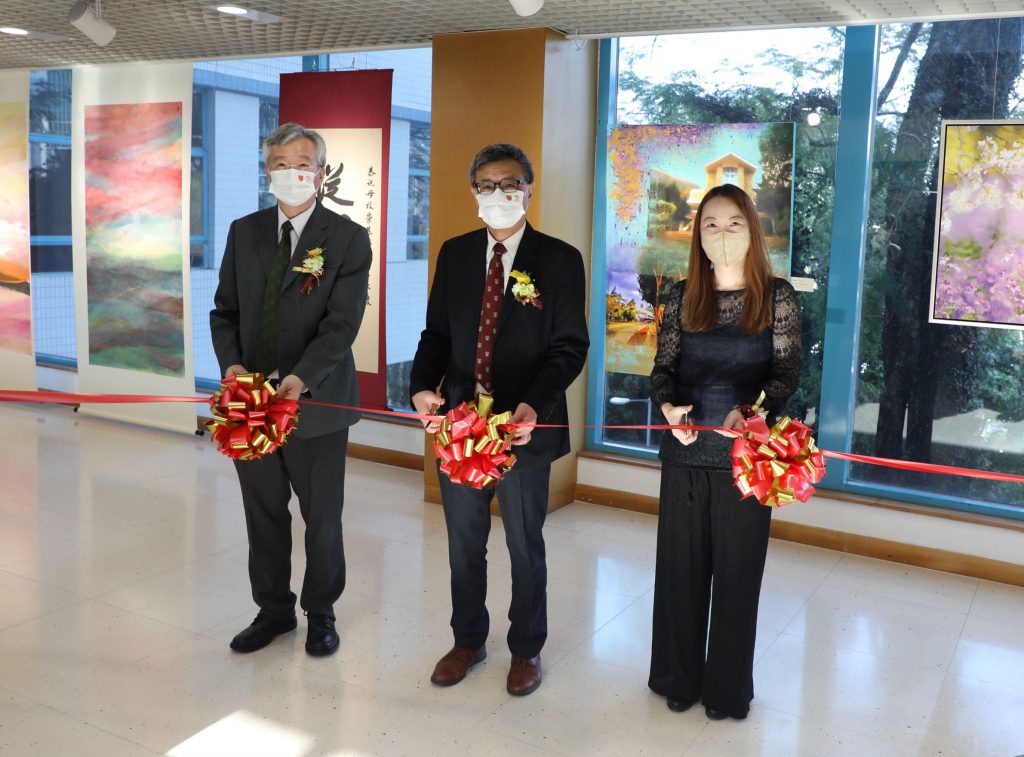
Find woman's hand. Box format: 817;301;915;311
717;408;747;437
662;403;696;446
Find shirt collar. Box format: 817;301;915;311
278;202;316;241
487;223;526;257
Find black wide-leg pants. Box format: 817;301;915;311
437;462;551;658
233;428;349;620
648;465;772;718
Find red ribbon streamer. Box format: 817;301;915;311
3;389;1024;487
431;396;517;489
205;373;299;461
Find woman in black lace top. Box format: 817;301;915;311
648;184;801;721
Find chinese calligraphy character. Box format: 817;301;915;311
317;162;355;207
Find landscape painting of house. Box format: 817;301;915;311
604;122;795;375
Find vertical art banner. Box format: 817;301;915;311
85;102;185;375
930;120;1024;330
0;70;35;391
605;123;795;375
280;70;392;409
72;64;195;434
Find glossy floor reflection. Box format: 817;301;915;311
1;402;1023;756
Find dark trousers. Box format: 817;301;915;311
648;465;772;718
233;428;349;620
437;462;551;658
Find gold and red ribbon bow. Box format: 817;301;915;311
206;373;299;461
433;394;517;489
731;415;826;507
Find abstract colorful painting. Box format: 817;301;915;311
604;123;795;375
930;121;1024;330
85;101;185;375
0;101;32;355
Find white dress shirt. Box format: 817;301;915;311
485;223;526;285
278;202;315;248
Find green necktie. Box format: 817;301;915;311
255;219;293;375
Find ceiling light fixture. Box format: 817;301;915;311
509;0;544;16
207;5;281;23
0;26;30;36
68;1;116;47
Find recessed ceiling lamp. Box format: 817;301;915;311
509;0;544;16
0;26;30;35
68;1;116;47
208;5;282;23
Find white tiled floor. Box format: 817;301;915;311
1;402;1024;756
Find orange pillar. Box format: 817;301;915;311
423;28;597;509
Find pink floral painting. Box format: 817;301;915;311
85;101;185;375
0;101;32;355
931;121;1024;329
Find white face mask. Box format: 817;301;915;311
476;189;526;229
269;168;318;206
701;229;751;268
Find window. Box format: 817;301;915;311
28;69;75;362
407;121;430;261
851;19;1024;510
593;29;845;456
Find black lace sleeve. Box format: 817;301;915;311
760;278;801;414
650;281;684;407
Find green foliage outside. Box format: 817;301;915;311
610;23;1024;508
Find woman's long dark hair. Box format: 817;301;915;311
682;184;774;334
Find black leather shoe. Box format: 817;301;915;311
667;697;693;712
305;613;339;657
705;705;730;720
229;612;297;653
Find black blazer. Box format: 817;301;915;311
410;223;589;469
210;202;372;438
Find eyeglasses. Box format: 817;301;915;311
473;178;527;195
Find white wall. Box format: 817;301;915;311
577;456;1024;567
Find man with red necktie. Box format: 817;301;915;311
410;143;589;697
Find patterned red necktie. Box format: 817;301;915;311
475;242;506;393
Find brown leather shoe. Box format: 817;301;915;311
507;655;542;696
430;646;486;686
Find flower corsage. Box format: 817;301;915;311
510;270;542;309
292;247;325;294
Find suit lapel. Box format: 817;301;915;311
281;203;329;293
493;223;539;343
256;207;279;279
465;229;489;327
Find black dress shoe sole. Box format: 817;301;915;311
430;650;486;686
229;617;298;653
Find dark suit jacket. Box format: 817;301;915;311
210;202;372;438
409;223;589;469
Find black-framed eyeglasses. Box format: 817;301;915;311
473;178;527;195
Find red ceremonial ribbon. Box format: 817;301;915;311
205;373;299;460
3;389;1024;492
431;395;517;489
730;415;826;507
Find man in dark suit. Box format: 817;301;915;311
410;143;589;696
211;123;371;657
